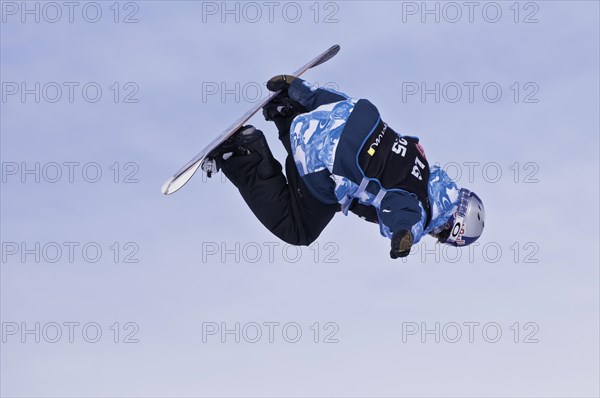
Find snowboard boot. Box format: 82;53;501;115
203;125;280;182
203;125;258;177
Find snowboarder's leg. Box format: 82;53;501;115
217;126;338;246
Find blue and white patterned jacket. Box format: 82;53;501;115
288;79;461;242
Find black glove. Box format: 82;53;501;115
262;92;307;123
266;75;297;92
390;230;413;259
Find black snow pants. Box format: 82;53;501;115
220;115;340;246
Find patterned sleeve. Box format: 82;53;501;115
378;191;424;237
288;79;350;112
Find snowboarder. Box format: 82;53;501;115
208;76;485;259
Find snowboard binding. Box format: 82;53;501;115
202;125;258;178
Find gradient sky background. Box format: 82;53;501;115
1;1;599;397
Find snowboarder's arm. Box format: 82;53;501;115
287;78;350;111
267;75;349;111
377;192;422;259
378;191;423;240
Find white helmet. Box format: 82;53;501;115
437;189;485;246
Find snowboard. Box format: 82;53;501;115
161;44;341;195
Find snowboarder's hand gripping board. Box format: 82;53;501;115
161;44;340;195
266;75;297;92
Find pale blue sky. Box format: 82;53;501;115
1;1;599;397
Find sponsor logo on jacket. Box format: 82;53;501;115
367;123;388;156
